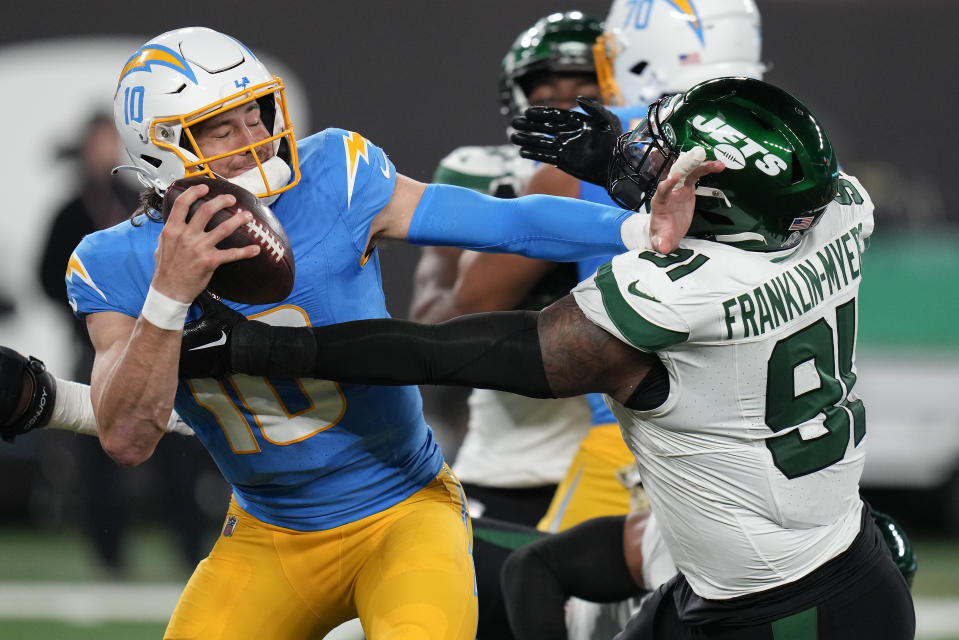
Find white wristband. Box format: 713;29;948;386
140;286;191;330
48;378;99;437
620;214;654;251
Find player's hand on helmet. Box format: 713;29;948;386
510;96;622;187
179;292;248;378
0;346;56;443
649;148;725;254
153;184;260;304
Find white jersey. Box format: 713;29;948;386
454;388;592;487
573;174;874;599
434;143;592;488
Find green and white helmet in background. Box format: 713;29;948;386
609;77;839;251
499;11;604;118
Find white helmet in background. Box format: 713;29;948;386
595;0;766;106
113;27;299;203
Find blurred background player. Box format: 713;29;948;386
36;110;212;577
411;13;607;638
413;9;603;529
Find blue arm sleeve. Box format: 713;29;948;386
407;183;630;262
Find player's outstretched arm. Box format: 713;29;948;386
367;174;637;262
179;293;658;410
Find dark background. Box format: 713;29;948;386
2;0;955;316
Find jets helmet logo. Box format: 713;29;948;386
691;114;788;177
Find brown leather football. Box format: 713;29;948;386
162;176;294;305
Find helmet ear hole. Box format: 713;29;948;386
140;155;163;169
629;61;647;76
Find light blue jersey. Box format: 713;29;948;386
577;103;650;425
67;129;444;531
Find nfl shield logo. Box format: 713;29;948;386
223;515;238;537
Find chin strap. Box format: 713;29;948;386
227;156;292;205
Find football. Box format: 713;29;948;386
162;176;295;305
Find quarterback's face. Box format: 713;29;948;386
526;72;601;110
192;102;274;179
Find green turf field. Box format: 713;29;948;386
0;620;167;639
0;527;956;639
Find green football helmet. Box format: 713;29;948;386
609;77;839;251
499;11;604;119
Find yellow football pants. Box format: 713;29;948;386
537;423;636;533
164;466;477;640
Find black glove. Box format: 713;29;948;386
0;346;56;442
510;96;622;187
179;292;248;379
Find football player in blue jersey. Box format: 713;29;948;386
52;25;643;640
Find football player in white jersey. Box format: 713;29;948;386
170;77;915;638
415;10;601;530
412;12;605;640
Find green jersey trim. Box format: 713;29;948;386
432;165;496;192
771;606;818;640
595;262;688;351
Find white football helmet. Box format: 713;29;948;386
594;0;766;106
113;27;299;203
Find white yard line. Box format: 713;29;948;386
0;583;366;637
0;583;952;637
0;582;181;623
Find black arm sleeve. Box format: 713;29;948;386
230;311;555;398
500;515;642;640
